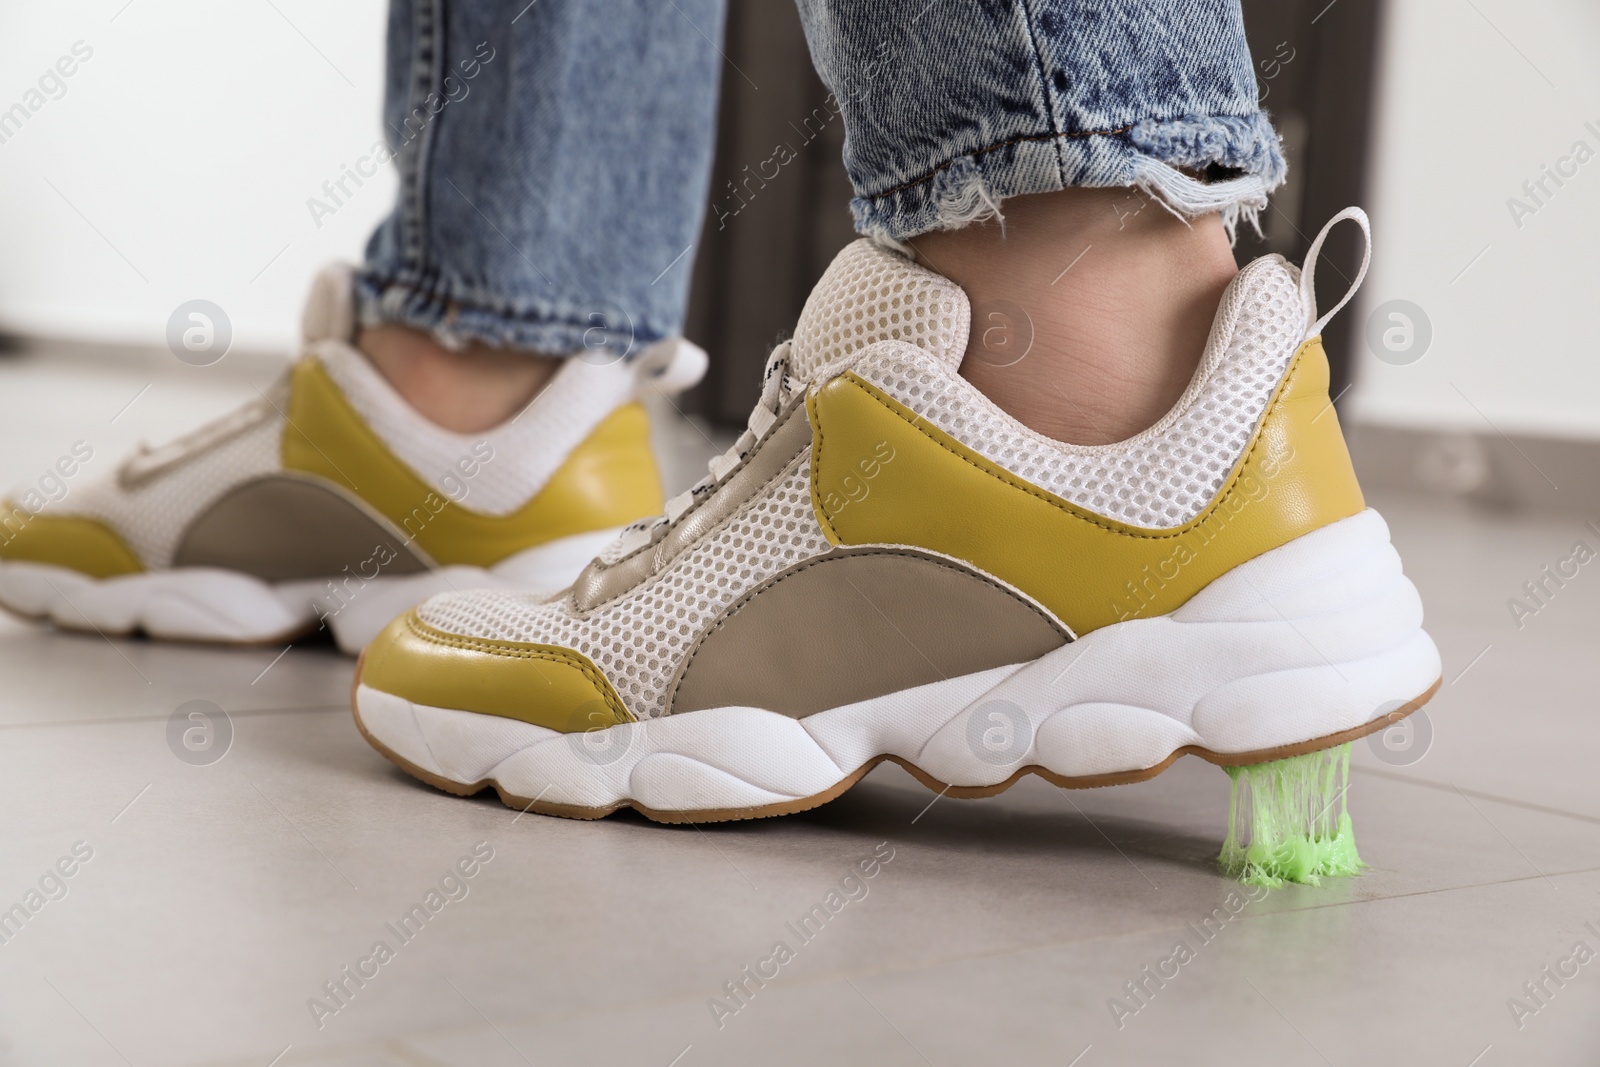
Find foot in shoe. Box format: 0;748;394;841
351;209;1441;822
0;264;707;653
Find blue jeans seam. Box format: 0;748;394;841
870;123;1135;200
397;0;444;272
1016;0;1069;189
361;268;572;319
355;269;675;352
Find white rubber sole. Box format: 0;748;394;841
352;509;1443;821
0;526;621;653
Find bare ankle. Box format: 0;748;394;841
355;325;561;434
910;188;1238;445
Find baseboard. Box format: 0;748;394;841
1348;421;1600;515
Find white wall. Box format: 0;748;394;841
1352;0;1600;439
0;0;391;353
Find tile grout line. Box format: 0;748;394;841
0;703;354;731
1352;764;1600;827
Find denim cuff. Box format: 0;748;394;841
799;0;1286;243
352;269;669;359
852;110;1287;244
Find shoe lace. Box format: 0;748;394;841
116;375;288;489
608;343;800;559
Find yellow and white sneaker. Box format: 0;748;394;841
0;266;705;652
352;209;1441;820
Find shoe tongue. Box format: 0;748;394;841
789;239;971;381
301;263;357;344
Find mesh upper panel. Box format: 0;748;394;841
789;239;969;380
66;406;283;568
854;255;1306;529
417;454;831;719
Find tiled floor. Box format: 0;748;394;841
1;349;1597;1066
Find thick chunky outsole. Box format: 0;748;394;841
0;527;620;653
353;675;1438;824
351;510;1443;823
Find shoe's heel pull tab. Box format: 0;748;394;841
301;262;358;345
1299;206;1372;340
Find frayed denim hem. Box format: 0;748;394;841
352;271;671;359
851;111;1286;245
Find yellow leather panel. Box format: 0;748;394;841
282;360;663;567
362;609;633;731
0;507;144;578
808;339;1364;635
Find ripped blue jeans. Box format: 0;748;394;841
359;0;1282;356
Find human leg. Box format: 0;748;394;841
355;0;726;428
797;0;1279;443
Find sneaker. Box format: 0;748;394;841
0;265;706;652
351;208;1441;820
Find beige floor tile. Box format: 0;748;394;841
0;700;1595;1065
1370;491;1600;819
